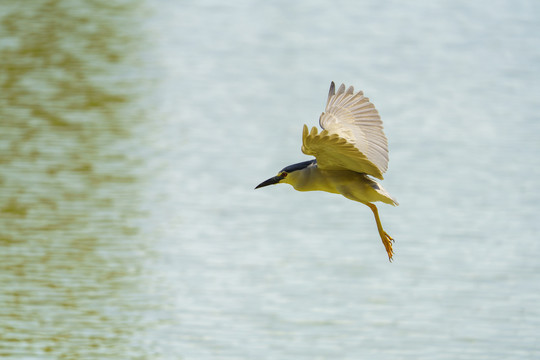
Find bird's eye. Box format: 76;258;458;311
279;172;287;178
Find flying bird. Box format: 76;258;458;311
255;82;398;261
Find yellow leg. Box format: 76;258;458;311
366;203;394;261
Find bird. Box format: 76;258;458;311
255;82;398;261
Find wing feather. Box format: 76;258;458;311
308;82;389;177
301;125;384;179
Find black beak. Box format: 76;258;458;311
255;176;283;189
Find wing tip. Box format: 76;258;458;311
327;82;336;105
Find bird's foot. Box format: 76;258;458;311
380;231;394;262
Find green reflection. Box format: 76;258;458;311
0;0;154;358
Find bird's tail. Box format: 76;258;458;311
372;182;399;206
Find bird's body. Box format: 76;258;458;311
256;82;398;261
282;159;397;206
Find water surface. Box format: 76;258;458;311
1;0;539;359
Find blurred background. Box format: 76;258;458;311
0;0;539;359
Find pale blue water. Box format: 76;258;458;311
1;0;539;359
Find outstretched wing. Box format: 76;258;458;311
302;125;384;179
301;82;389;179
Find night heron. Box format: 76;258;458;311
255;82;398;261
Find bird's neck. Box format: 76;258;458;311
285;166;338;193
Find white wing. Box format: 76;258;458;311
301;82;389;179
